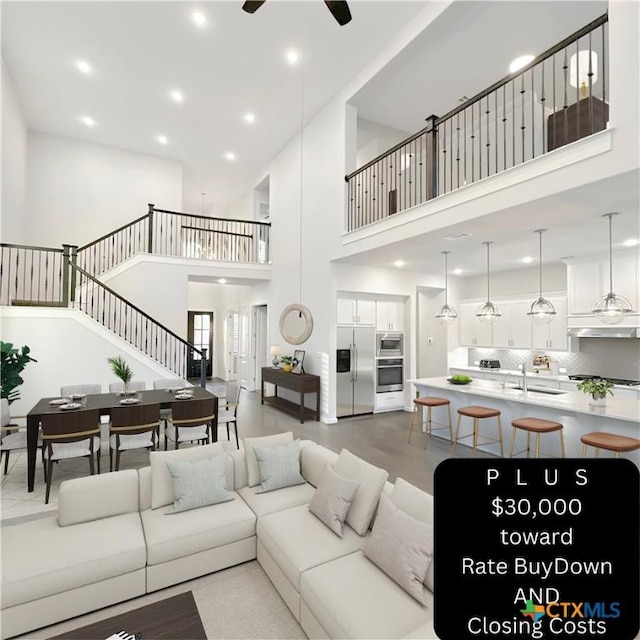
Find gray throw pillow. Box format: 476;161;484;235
253;440;305;493
363;493;433;605
308;464;360;537
165;453;233;513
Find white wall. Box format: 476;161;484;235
25;131;183;248
356;117;412;169
1;60;28;244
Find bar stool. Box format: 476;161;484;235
509;417;565;458
407;397;452;446
452;406;503;457
580;432;640;458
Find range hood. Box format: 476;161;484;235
567;327;640;339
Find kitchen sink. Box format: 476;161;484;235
508;385;567;396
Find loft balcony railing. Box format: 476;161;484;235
77;203;271;278
345;14;609;232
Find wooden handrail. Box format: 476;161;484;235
152;206;272;227
0;242;63;253
77;213;151;251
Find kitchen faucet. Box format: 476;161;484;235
522;362;528;393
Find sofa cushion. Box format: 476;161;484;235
238;483;316;518
363;494;433;604
334;449;388;536
300;551;433;640
257;504;364;593
141;493;256;566
308;464;360;537
300;444;339;487
1;513;146;609
254;440;305;493
149;442;231;509
244;432;294;487
391;478;435;592
166;452;233;513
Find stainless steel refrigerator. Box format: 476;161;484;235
336;326;375;418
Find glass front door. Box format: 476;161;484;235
187;311;213;378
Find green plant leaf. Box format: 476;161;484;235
107;355;133;384
1;341;37;404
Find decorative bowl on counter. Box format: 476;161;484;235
447;376;472;385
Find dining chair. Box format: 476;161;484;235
60;384;102;397
109;403;161;471
1;398;44;477
216;382;242;449
40;408;101;504
109;380;147;394
164;397;215;450
153;379;190;440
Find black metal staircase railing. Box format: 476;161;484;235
345;13;609;231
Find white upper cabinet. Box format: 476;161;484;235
531;297;568;351
567;251;640;316
492;300;532;349
337;298;375;326
376;301;404;332
459;302;493;347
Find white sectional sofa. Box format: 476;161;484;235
0;435;436;640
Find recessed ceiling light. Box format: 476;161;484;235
218;278;227;284
394;260;404;268
169;90;184;104
156;134;168;145
522;256;533;264
224;151;236;161
75;60;93;75
286;49;300;65
453;268;463;275
509;54;535;74
623;238;639;247
244;112;256;124
192;11;207;27
80;115;96;128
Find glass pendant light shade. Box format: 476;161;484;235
476;242;501;323
527;229;557;325
435;251;458;325
593;213;636;324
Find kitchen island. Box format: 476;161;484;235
408;376;640;463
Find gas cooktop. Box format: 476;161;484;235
569;374;640;387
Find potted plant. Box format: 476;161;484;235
576;378;614;407
1;341;37;404
108;355;134;395
280;355;293;373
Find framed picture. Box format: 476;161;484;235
291;350;305;375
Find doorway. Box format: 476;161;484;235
187;311;213;378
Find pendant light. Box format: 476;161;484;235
527;229;556;324
475;241;501;323
435;251;457;325
592;212;635;324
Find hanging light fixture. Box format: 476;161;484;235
435;251;457;325
592;213;635;324
527;229;556;324
476;241;501;323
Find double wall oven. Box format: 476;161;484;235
376;332;404;393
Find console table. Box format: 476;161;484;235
261;367;320;423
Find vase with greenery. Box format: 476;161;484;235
280;355;293;373
108;355;134;395
1;342;37;405
576;378;614;407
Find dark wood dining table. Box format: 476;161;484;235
26;387;219;492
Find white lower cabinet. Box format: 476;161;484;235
374;391;405;412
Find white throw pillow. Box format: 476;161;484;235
308;464;360;537
254;440;305;493
364;493;433;605
166;453;233;513
243;432;294;487
150;442;229;509
391;477;435;591
334;449;388;536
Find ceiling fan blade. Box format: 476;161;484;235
242;1;266;14
324;1;352;26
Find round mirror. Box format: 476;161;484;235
279;304;313;345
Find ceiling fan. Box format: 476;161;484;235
242;1;352;26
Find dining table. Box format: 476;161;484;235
26;387;219;492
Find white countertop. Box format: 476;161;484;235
408;376;640;423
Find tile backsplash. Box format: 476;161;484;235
469;338;640;380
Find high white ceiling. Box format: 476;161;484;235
3;0;637;277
